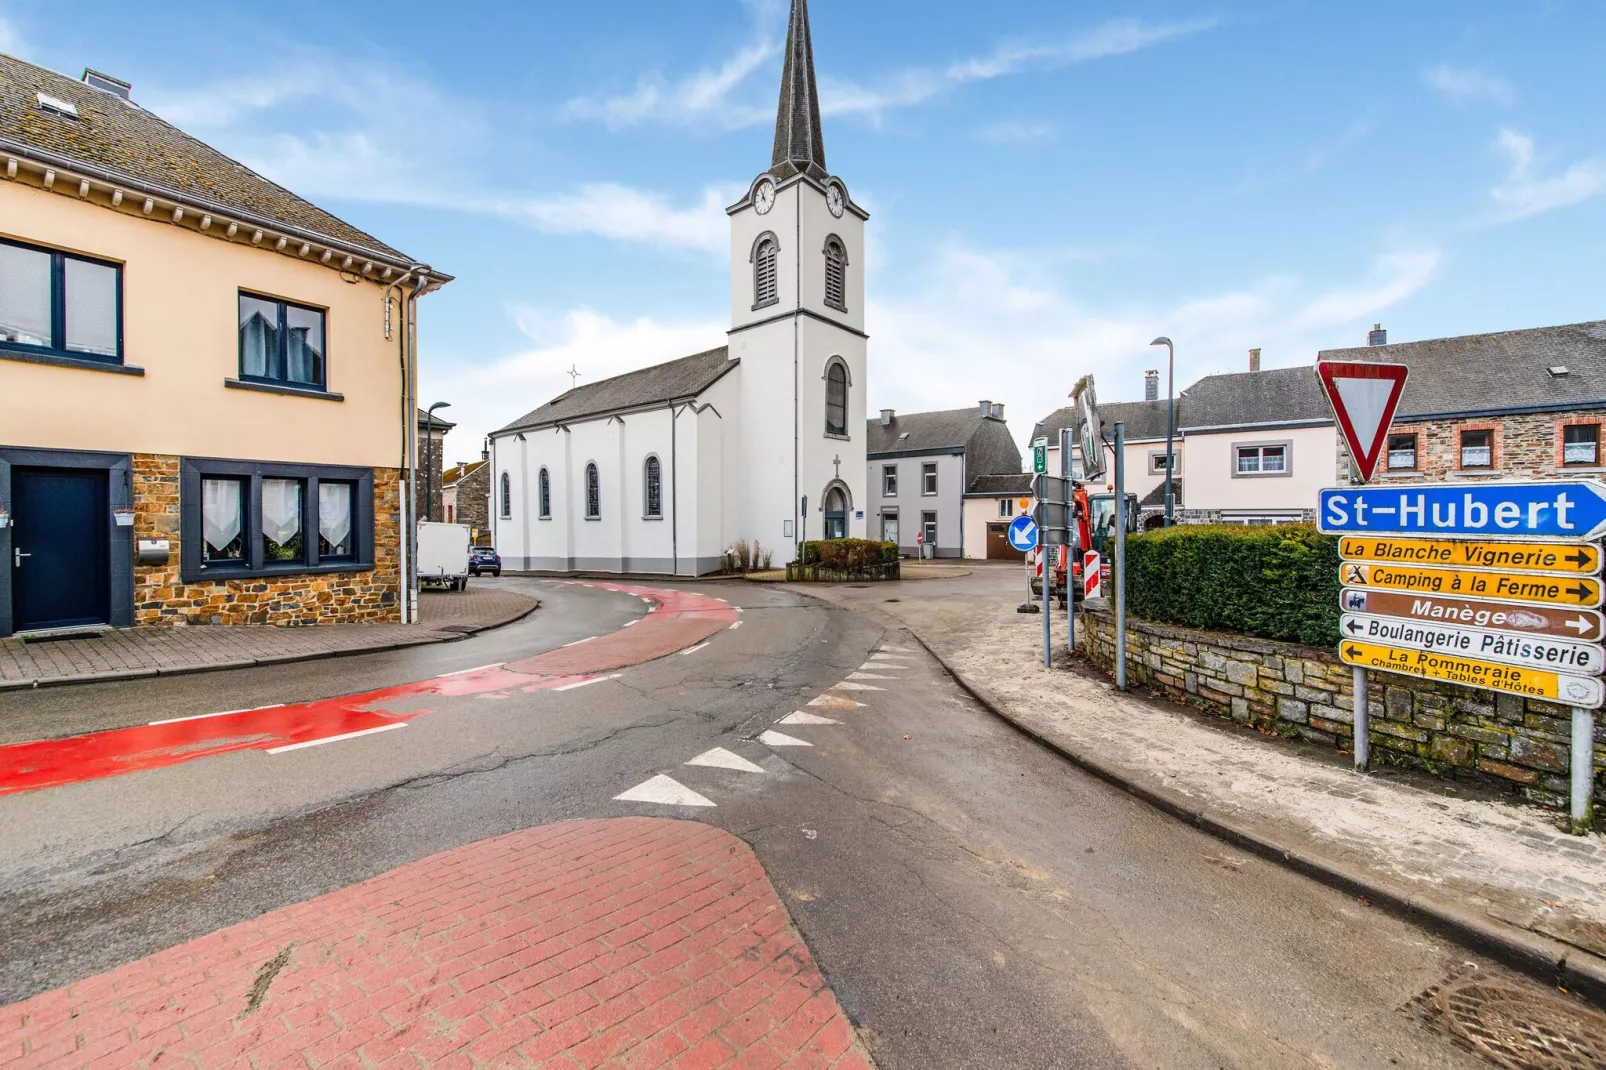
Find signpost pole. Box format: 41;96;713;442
1352;668;1369;772
1114;421;1127;691
1572;707;1595;834
1061;426;1074;655
1042;537;1052;668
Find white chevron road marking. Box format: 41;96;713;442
778;711;839;725
685;747;766;773
758;730;812;747
614;774;716;807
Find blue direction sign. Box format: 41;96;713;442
1319;481;1606;541
1008;514;1040;552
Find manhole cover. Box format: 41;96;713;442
1436;982;1606;1070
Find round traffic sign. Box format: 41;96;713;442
1007;514;1039;552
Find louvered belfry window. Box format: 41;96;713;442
824;238;846;311
754;238;778;307
586;463;601;518
645;456;662;517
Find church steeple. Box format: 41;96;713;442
770;0;828;182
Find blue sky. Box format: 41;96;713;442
6;0;1604;459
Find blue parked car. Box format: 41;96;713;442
469;546;501;577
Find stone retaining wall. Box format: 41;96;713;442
1078;605;1604;808
133;455;402;626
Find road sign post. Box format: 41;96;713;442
1322;479;1603;828
1061;425;1074;655
1114;421;1127;691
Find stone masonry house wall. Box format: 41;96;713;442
1078;606;1605;810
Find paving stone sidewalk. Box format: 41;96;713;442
0;817;872;1069
800;570;1606;980
0;587;539;691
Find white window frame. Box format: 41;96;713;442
922;462;938;496
882;464;897;496
1232;440;1292;478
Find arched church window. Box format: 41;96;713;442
753;235;778;309
585;463;601;519
825;361;847;437
824;237;847;311
644;456;662;518
499;472;511;518
538;468;551;519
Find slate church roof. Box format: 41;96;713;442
0;53;411;263
495;348;736;434
1319;320;1606;420
770;0;827;183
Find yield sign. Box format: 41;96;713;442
1315;360;1410;483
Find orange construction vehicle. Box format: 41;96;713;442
1028;484;1137;607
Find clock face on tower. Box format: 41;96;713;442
754;180;776;215
826;184;845;218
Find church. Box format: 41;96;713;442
488;0;868;574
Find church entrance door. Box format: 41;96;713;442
824;487;847;540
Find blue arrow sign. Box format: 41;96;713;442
1008;514;1040;551
1319;481;1606;541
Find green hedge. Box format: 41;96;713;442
1124;525;1340;646
800;539;898;568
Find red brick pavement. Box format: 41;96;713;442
0;819;873;1069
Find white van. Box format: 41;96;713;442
416;522;471;591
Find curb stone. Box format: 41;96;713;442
1;600;539;691
908;631;1606;1011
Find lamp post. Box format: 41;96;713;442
423;401;451;524
1150;337;1175;526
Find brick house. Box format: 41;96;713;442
442;456;490;544
1321;321;1606;485
0;57;448;635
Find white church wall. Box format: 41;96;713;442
729;181;801;334
798;184;865;337
797;317;867;542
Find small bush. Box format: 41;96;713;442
800;539;896;570
1125;524;1340;646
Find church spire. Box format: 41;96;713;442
770;0;828;182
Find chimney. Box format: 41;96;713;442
880;408;894;427
1369;324;1387;347
991;402;1004;420
1248;348;1261;372
978;399;992;418
1143;370;1159;402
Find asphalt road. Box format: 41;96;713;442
0;576;1510;1067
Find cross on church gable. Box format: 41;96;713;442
833;455;841;478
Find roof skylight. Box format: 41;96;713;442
36;93;79;120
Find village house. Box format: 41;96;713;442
0;56;448;636
441;454;491;543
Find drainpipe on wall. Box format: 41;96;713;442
670;402;680;577
392;269;430;624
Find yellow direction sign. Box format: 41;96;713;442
1338;536;1600;575
1339;640;1603;708
1340;562;1603;608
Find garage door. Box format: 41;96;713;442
986;523;1025;561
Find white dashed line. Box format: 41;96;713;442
685;747;765;773
150;703;285;726
682;642;711;655
267;722;405;754
729;621;742;630
833;682;884;692
623;619;638;627
847;672;897;680
436;663;500;678
809;695;865;709
614;774;716;807
563;636;598;647
778;711;838;725
758;730;812;747
554;674;623;692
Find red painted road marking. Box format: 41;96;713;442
0;583;736;797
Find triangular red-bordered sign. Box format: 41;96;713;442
1315;361;1410;483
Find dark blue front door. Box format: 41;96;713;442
12;467;109;630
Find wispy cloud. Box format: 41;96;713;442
483;184;735;254
868;242;1438;455
1489;129;1606;222
566;15;1216;131
0;10;25;55
823;18;1216;121
979;120;1057;146
1422;64;1514;106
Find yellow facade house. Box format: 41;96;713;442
0;57;449;636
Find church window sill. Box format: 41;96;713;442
825;432;851;442
751;298;779;312
642;515;664;521
584;516;600;521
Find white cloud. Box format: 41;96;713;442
423;308;726;453
823;18;1216;121
866;243;1439;456
1489;129;1606;222
1422;64;1514;106
979;120;1057;146
484;184;735;254
0;12;24;56
567;15;1215;131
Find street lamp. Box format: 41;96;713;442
1150;337;1175;526
423;401;451;524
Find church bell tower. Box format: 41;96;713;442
727;0;868;556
